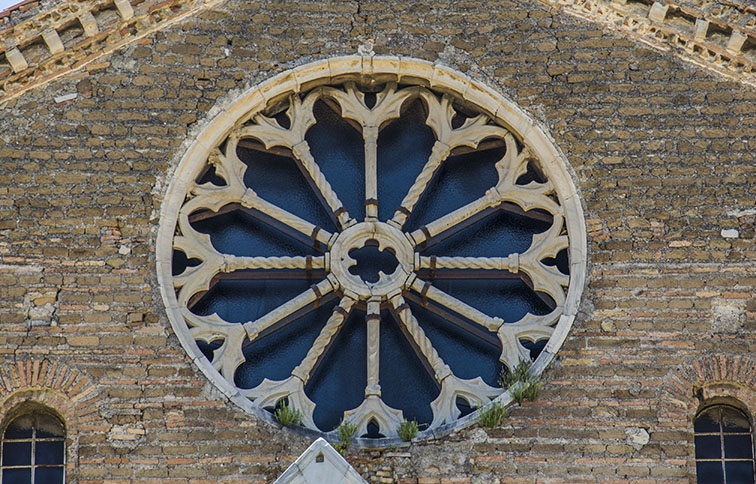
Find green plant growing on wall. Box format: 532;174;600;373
499;359;531;389
335;420;358;453
477;401;508;428
500;359;543;404
273;400;303;427
397;419;418;442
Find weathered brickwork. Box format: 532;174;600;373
0;0;754;482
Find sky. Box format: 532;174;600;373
0;0;21;12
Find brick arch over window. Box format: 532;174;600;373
658;354;756;470
0;360;100;478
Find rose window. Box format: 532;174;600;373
157;57;586;442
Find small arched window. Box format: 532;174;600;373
695;404;755;483
1;406;65;483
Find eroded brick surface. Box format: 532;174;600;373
0;0;754;482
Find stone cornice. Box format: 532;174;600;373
0;0;222;105
537;0;755;88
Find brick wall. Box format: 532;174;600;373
0;0;754;482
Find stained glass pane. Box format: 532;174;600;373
376;99;435;221
725;461;754;483
239;146;336;232
4;416;33;439
235;299;336;390
695;434;722;460
410;300;500;387
307;100;366;221
191;279;316;324
380;310;438;425
307;310;367;431
2;441;31;466
696;461;724;483
2;468;31;484
35;440;64;466
723;434;753;460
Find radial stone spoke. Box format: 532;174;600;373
418;255;519;272
391;90;511;229
389;293;501;429
365;297;382;397
238;296;356;432
290;296;356;384
388;293;453;384
243;277;337;343
408;277;502;333
407;191;500;249
212;255;326;282
240;189;333;248
391;140;451;228
403;292;500;348
364;125;379;219
239;91;354;229
315;83;417;222
416;254;522;280
290;140;354;229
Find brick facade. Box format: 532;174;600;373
0;0;754;482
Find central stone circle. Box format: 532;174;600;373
329;222;414;300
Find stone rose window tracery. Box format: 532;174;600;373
157;57;586;442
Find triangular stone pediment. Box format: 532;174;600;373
275;438;367;484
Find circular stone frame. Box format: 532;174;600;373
156;56;587;446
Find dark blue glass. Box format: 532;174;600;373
171;249;201;277
725;461;754;483
408;300;500;387
192;210;319;257
4;417;33;439
422;209;551;257
376;99;435;221
696;461;723;483
430;278;552;324
695;435;722;460
238;146;336;232
456;396;475;418
196;340;222;361
724;434;754;460
379;310;438;425
347;245;399;284
306;100;365;221
2;468;31;484
196;164;226;186
364;421;383;438
2;441;31;466
35;440;64;466
542;248;570;276
520;339;547;361
405;145;505;232
306;310;367;431
235;299;336;390
515;160;548;185
191;278;318;324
